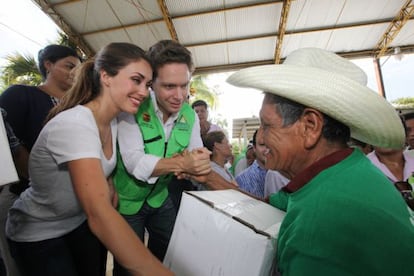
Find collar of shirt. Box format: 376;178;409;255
150;90;180;140
252;160;267;172
283;148;353;193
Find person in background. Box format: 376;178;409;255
403;112;414;150
113;40;211;275
0;44;82;195
6;42;172;276
227;47;414;275
367;118;414;209
0;108;28;276
191;99;221;139
347;137;373;154
0;44;81;276
232;142;255;177
236;129;267;199
263;170;289;199
203;130;238;186
367;145;414;210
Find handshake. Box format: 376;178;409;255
173;148;238;190
174;148;212;181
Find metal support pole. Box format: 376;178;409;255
373;58;386;99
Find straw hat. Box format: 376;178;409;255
227;48;405;149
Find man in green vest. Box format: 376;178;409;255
113;40;211;275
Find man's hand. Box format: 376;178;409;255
179;147;212;175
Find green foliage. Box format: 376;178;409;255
190;75;218;109
1;54;42;90
231;141;241;155
57;31;77;49
56;31;85;59
392;97;414;106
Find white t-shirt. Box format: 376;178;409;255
211;161;235;182
6;105;117;242
264;170;289;198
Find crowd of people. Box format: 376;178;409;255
0;40;413;276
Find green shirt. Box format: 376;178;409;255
270;149;414;276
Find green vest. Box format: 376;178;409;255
113;97;195;215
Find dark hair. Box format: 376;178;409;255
191;99;208;109
47;42;150;121
38;44;81;80
400;115;408;136
147;40;194;80
264;93;350;144
252;129;258;146
403;112;414;121
203;130;226;152
347;138;367;148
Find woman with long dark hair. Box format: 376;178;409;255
6;43;172;276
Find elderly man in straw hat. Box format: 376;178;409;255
226;48;414;275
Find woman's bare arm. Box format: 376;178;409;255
68;158;173;276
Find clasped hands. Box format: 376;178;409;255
175;148;211;179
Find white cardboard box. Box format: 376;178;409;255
164;189;285;276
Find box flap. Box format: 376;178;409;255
186;190;285;238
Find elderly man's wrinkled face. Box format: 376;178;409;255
259;101;303;178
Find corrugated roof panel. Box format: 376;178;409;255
126;22;172;50
392;21;414;47
288;0;346;30
83;21;171;52
223;0;275;8
327;24;390;52
175;2;280;45
228;37;276;64
166;0;223;15
188;44;230;68
54;0;162;34
339;0;405;23
54;1;119;32
83;30;132;53
224;4;281;39
282;31;333;56
281;24;389;57
32;0;414;72
109;0;163;23
174;13;226;44
288;0;408;32
166;0;275;16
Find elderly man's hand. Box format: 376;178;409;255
179;147;211;175
176;170;239;191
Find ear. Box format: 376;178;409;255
100;70;110;87
300;108;324;149
44;60;53;73
213;142;220;152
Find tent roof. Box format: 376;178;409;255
31;0;414;140
33;0;414;75
232;117;260;143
